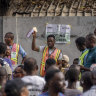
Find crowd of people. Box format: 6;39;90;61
0;29;96;96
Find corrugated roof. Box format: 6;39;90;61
4;0;96;16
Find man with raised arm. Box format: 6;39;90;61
32;32;62;77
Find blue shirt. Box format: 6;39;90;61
39;92;64;96
9;44;27;58
84;47;96;68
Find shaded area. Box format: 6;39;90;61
0;0;10;16
0;17;3;42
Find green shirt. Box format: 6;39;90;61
84;47;96;68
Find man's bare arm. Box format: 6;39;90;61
80;65;90;71
21;56;27;64
32;32;39;52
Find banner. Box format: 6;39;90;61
46;24;71;43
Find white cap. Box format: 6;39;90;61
62;55;69;63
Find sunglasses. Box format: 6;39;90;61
13;71;22;74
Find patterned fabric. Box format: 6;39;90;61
22;76;45;96
9;43;27;65
40;46;61;77
9;43;19;65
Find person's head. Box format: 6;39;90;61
65;64;80;81
69;64;80;73
86;33;96;48
62;55;69;67
13;65;25;79
94;28;96;36
73;58;79;65
24;57;38;75
45;58;56;71
0;42;7;56
47;35;55;49
5;46;11;57
0;67;7;84
5;78;29;96
75;37;86;51
4;32;14;45
67;68;79;83
42;66;59;92
80;71;93;92
45;68;65;93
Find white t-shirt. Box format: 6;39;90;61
82;85;96;96
65;81;83;92
39;46;62;60
22;75;45;96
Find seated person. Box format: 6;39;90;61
61;55;70;74
13;65;25;79
65;68;82;96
